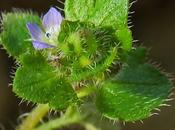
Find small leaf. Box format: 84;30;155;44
116;28;132;51
13;52;77;110
96;48;173;121
0;11;40;57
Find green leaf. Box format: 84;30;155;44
49;79;78;110
96;48;172;121
13;52;77;110
116;28;132;51
0;11;40;57
65;0;129;29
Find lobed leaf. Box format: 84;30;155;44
13;52;77;110
96;47;173;121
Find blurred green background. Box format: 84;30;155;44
0;0;175;130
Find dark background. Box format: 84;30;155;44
0;0;175;130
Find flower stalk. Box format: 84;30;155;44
17;104;50;130
34;105;82;130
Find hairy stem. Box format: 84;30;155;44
34;114;80;130
17;104;49;130
34;105;82;130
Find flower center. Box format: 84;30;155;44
46;32;51;38
45;26;59;39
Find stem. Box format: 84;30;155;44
17;104;49;130
34;105;82;130
34;115;80;130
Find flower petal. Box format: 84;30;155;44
42;7;63;31
26;23;44;41
32;41;55;50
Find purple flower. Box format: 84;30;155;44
27;7;63;50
